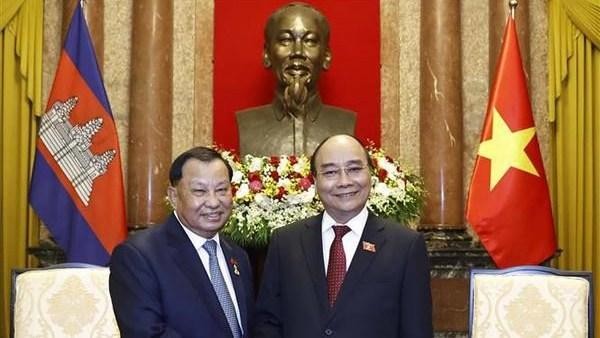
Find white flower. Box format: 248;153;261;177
298;188;316;203
249;157;263;172
396;178;406;191
285;189;315;205
285;194;303;205
293;157;310;174
254;193;272;208
377;157;399;178
277;157;290;174
231;170;244;184
277;178;292;189
235;184;250;199
391;186;406;200
374;182;391;197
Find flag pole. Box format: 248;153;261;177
509;0;518;19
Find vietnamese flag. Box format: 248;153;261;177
465;14;556;268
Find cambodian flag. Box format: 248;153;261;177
30;4;127;265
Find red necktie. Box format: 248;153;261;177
327;225;351;307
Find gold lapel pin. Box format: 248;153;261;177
362;241;376;253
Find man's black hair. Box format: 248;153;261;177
169;147;233;185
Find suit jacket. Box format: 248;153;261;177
109;214;254;338
253;213;433;338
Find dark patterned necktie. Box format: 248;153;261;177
327;225;351;307
203;240;242;338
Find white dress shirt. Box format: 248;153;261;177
175;212;243;332
321;207;368;274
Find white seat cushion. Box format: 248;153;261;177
472;274;589;338
13;267;119;337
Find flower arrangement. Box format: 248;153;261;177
219;146;425;248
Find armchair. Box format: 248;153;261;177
10;263;119;337
469;265;593;338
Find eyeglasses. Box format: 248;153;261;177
317;166;367;180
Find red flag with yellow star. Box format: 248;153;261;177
466;15;556;268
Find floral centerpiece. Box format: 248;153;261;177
219;146;425;248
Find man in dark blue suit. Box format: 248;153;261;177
254;134;433;338
109;147;253;337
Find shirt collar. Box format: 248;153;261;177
321;206;369;236
174;211;220;251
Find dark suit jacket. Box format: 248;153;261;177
109;214;254;338
253;213;433;338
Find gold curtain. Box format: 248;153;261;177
548;0;600;335
0;0;43;335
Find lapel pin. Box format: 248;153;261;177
362;241;376;253
230;258;240;276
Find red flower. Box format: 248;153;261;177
299;177;313;191
275;186;286;200
248;171;261;182
270;170;279;181
249;180;263;193
270;156;279;165
289;156;298;165
377;169;388;182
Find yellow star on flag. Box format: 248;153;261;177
477;108;539;190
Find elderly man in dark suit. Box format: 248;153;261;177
109;147;253;338
254;134;433;338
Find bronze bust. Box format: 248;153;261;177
236;2;356;156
